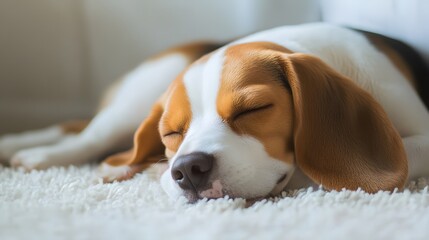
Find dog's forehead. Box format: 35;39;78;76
181;48;226;117
173;42;289;120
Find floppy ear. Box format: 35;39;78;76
99;102;166;182
282;53;408;192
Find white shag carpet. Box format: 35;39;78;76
1;165;429;240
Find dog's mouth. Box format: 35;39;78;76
184;190;227;203
183;179;227;203
183;172;292;204
276;173;288;184
184;191;275;208
270;169;295;196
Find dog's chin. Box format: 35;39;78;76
182;178;291;204
180;179;227;203
161;169;295;204
183;191;271;206
269;168;295;196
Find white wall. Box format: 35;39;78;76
0;0;90;134
0;0;320;133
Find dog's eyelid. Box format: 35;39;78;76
162;131;182;138
233;103;274;120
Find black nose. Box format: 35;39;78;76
171;152;214;191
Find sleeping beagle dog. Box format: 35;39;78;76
1;23;429;202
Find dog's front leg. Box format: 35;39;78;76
0;120;88;164
0;126;66;164
9;106;139;170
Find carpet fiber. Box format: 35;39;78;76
1;165;428;240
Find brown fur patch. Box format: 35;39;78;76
60;120;90;134
159;75;192;153
285;53;408;192
364;33;416;88
219;42;296;164
151;41;223;63
105;102;165;167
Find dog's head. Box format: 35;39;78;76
117;42;408;202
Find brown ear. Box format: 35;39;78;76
99;101;166;182
106;102;165;167
282;53;408;192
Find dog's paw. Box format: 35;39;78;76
97;163;133;183
10;148;56;170
0;135;20;164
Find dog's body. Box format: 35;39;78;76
1;23;429;202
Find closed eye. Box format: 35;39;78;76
233;104;274;120
163;131;182;138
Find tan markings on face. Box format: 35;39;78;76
159;75;192;155
218;42;296;164
159;53;214;158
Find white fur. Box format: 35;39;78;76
161;49;293;199
8;53;189;171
